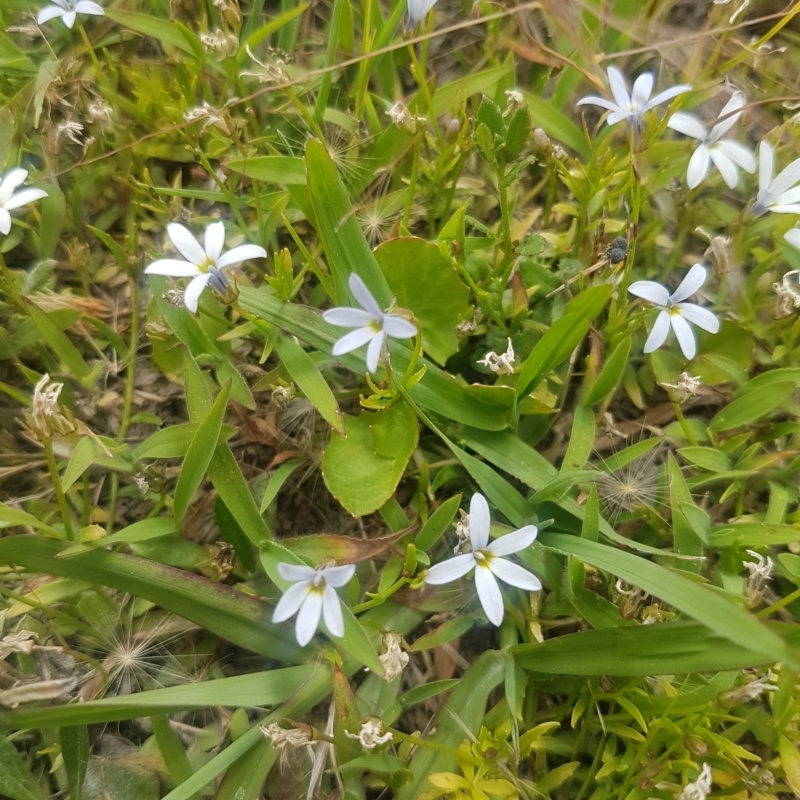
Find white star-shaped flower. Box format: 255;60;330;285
628;264;720;361
272;562;356;647
751;141;800;216
425;493;540;627
322;273;418;374
577;66;691;131
406;0;438;27
0;169;48;236
145;221;266;313
667;92;755;188
37;0;105;28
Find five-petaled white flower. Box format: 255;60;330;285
576;66;691;131
37;0;105;28
425;493;540;627
145;221;266;313
667;92;755;188
272;562;356;647
629;264;720;361
406;0;438;27
322;273;417;374
751;141;800;216
0;169;48;236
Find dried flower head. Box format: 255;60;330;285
25;374;76;441
184;102;235;135
201;29;239;58
744;549;773;607
379;631;409;682
386;101;424;135
260;722;314;749
477;338;515;375
345;718;393;749
773;269;800;316
678;764;712;800
660;372;701;403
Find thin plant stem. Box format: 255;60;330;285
672;401;698;446
44;437;74;540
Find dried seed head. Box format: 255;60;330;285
477;338;515;375
678;764;712;800
744;549;772;607
25;374;76;441
345;718;393;749
387;101;424;135
260;721;314;749
660;372;701;404
201;29;239;58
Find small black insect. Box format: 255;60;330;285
606;236;629;265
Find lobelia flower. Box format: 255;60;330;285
406;0;438;27
322;273;417;374
667;91;755;188
425;493;540;627
751;141;800;216
628;264;720;360
576;66;691;131
0;169;48;236
37;0;105;28
272;562;356;647
145;221;266;313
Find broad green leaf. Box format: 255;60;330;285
61;517;178;554
174;382;231;522
395;651;506;800
0;738;48;800
2;665;316;728
669;453;703;569
276;336;344;434
515;285;613;404
374;237;469;365
133;423;200;460
679;446;730;472
560;405;595;473
225;156;306;185
0;536;300;659
409;617;474;651
151;715;197;798
212;740;274;800
322;403;418;516
106;10;203;57
62;437;99;492
708;381;794;431
305;137;390;306
709;523;800;547
513;621;800;676
538;533;795;666
0;502;59;536
259;459;304;513
586;337;630;405
61;727;89;800
415;494;462;551
26;302;93;383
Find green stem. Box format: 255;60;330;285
406;44;441;144
78;25;105;87
672;401;697;446
117;276;139;442
44;438;74;540
757;586;800;619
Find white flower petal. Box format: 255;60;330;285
216;244;267;269
183;273;211;313
759;142;774;193
576;96;624;114
631;73;654;108
708;92;746;141
644;84;691;110
323;308;375;328
487;525;538;557
676;303;720;333
774;186;800;207
278;563;318;582
606;67;631;110
167;223;206;266
322;563;356;588
0;169;29;204
272;581;311;623
628;280;670;306
349;273;383;318
714;140;755;173
382;315;418;339
770;157;800;197
686;145;711;189
784;229;800;249
37;5;66;23
769;204;800;215
75;0;105;14
425;553;476;585
62;10;77;27
406;0;437;26
670;264;707;304
366;328;385;373
321;584;345;638
488;557;542;591
708;148;739;189
331;326;377;356
670;313;697;360
667;112;707;141
469;493;491;550
606;110;633;126
2;187;48;211
0;209;11;235
643;310;671;353
144;259;200;277
474;565;504;626
295;590;323;647
203;221;226;264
